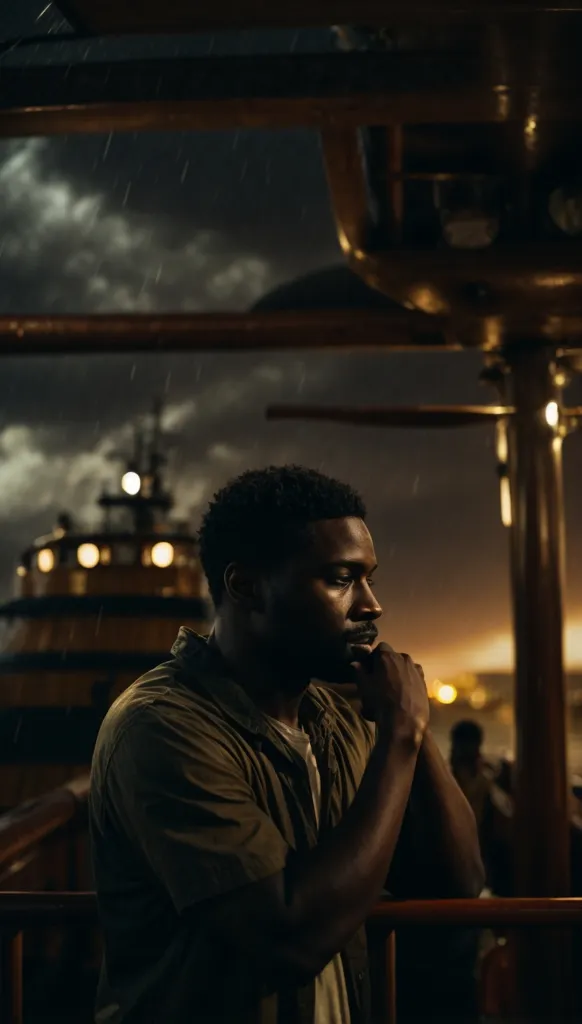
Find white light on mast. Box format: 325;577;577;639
121;471;141;496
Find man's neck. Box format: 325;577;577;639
208;626;308;729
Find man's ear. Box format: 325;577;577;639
223;562;265;612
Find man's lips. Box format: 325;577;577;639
347;632;378;653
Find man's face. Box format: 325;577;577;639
255;517;382;685
452;740;482;766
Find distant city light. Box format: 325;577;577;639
151;541;174;568
469;687;488;710
435;682;458;705
545;401;559;428
37;548;54;573
121;471;141;496
77;543;100;569
500;476;512;528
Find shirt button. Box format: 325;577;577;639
357;971;365;982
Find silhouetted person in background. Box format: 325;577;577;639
450;721;513;896
450;722;494;827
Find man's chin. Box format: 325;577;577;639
312;659;355;686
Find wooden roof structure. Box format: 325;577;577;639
54;1;582;34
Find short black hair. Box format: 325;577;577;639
451;720;483;747
198;464;367;606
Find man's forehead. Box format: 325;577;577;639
306;517;376;561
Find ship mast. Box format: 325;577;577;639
99;402;172;535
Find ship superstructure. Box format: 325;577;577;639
0;405;212;806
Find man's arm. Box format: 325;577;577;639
387;729;485;899
208;712;423;986
113;647;430;988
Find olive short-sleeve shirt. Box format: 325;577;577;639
89;629;376;1024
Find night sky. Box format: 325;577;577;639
1;1;581;682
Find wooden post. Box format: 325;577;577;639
385;931;397;1024
505;344;571;1018
0;931;23;1024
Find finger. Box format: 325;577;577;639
351;658;374;678
377;641;395;653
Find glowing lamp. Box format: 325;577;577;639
469;687;487;710
37;548;54;573
495;420;508;464
545;401;559;428
77;543;100;569
436;683;458;705
151;541;174;568
121;471;141;496
500;476;512;529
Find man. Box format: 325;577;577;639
89;465;483;1023
450;721;513;896
450;721;494;831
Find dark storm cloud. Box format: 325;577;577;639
0;1;581;673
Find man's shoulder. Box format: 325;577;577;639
91;658;227;776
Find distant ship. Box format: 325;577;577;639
0;403;213;808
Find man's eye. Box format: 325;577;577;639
366;577;376;588
333;577;352;586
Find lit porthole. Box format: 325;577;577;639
77;543;100;569
151;541;174;568
37;548;55;573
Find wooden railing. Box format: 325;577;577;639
2;893;582;1024
0;776;90;887
2;784;582;1022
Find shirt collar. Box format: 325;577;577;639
170;627;332;754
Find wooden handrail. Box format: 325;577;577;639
1;894;582;1024
371;896;582;926
0;891;96;924
1;891;582;927
0;776;90;872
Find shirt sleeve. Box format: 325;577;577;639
105;707;290;913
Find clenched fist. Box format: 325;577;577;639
351;642;430;737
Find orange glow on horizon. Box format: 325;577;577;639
416;619;582;680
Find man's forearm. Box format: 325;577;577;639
286;722;421;972
403;729;485;898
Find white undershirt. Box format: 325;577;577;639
266;716;352;1024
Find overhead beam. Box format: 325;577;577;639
54;1;582;35
1;54;580;138
0;310;451;357
265;403;512;426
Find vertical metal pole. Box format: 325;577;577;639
505;343;571;1018
0;931;23;1024
384;930;397;1024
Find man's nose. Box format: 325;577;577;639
354;581;382;620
